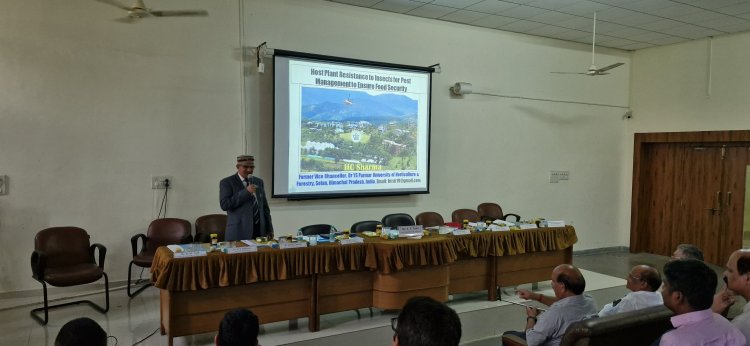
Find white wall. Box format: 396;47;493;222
0;0;632;293
629;32;750;132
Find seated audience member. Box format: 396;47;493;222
671;244;704;261
391;296;461;346
216;309;260;346
598;265;663;317
54;317;107;346
712;249;750;343
507;264;597;346
659;259;744;346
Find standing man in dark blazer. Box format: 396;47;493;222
220;155;273;241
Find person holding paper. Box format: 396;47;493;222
504;264;597;346
597;265;663;317
220;155;273;241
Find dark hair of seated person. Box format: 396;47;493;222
395;296;461;346
54;317;107;346
663;259;716;311
216;309;260;346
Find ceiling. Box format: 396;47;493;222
328;0;750;50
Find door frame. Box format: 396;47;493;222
630;130;750;254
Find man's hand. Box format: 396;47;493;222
712;288;736;315
526;306;539;318
517;289;535;300
246;184;257;194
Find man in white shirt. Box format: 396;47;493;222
712;249;750;344
598;265;663;317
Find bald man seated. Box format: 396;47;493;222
506;264;598;346
598;265;663;317
712;249;750;343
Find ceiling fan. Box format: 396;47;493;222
551;12;624;76
97;0;208;23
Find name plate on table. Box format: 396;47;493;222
546;220;566;227
279;241;308;249
224;246;257;254
452;229;472;236
340;237;364;245
167;245;207;258
398;225;423;237
519;223;538;230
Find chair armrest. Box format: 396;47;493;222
131;234;147;257
503;213;521;222
90;243;107;269
501;334;528;346
30;250;47;280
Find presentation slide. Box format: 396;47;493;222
273;51;433;199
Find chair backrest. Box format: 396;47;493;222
451;209;481;223
146;218;192;249
560;305;674;346
195;214;228;241
381;213;415;228
477;202;504;220
415;212;445;227
299;224;336;236
34;227;92;268
350;220;380;233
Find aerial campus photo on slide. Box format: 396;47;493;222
299;87;418;173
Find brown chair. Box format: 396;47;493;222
477;202;521;222
30;227;109;325
350;220;379;233
299;224;337;236
415;212;445;227
381;213;415;228
194;214;227;243
501;305;673;346
128;218;192;297
451;209;481;224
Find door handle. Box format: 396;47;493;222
715;191;722;214
706;191;722;215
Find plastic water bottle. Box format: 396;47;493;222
329;226;335;242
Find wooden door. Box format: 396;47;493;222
636;144;723;263
718;146;750;262
672;146;723;263
631;131;750;266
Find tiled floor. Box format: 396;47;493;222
0;250;740;346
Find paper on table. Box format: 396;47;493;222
493;219;515;226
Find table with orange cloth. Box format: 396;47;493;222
152;226;576;346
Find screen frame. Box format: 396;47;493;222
271;49;434;200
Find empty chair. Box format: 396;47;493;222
415;212;445;227
451;209;481;224
381;213;415;228
350;220;380;233
30;227;109;325
477;202;520;222
128;218;192;297
299;224;336;236
194;214;228;243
